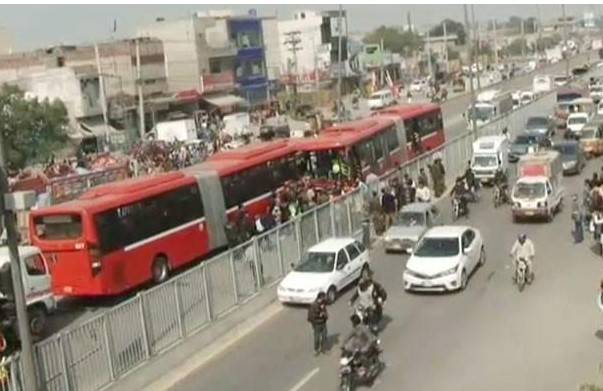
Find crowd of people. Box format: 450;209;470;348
574;169;603;249
130;140;207;175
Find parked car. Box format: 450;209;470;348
525;116;555;137
383;203;441;254
277;238;370;304
367;89;395;110
552;140;586;175
508;132;552;162
403;226;485;292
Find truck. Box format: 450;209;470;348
154;119;198;142
511;151;564;222
465;89;514;127
0;246;56;354
471;135;509;184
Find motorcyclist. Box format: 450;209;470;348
510;234;535;282
342;313;379;366
349;273;387;331
452;177;469;217
463;162;479;201
494;168;509;203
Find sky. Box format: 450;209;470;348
0;4;600;52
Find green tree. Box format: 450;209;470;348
505;38;528;57
429;19;467;45
363;26;423;54
0;84;69;169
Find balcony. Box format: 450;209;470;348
206;41;237;58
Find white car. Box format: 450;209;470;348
520;91;535;105
367;89;394;110
590;85;603;102
403;226;485;292
410;79;427;92
567;112;590;136
553;75;569;87
277;238;370;304
597;101;603;115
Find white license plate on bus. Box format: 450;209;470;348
525;211;535;216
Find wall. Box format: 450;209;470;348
139;18;201;93
261;18;281;81
277;11;330;78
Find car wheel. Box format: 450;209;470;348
459;269;468;291
326;286;337;304
28;306;47;336
478;247;486;267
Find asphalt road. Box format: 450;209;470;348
44;52;596;341
170;61;603;391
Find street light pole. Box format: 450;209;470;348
336;4;343;120
464;4;478;140
0;104;38;390
561;4;570;78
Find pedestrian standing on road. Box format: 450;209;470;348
572;194;584;244
418;168;429;189
381;187;397;228
416;179;432;202
307;292;329;355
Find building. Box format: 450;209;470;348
277;10;331;80
140;11;273;106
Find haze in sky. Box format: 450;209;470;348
0;4;598;52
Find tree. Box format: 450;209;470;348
429;19;466;45
505;38;528;57
363;26;423;54
0;84;69;169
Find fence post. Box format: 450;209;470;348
295;218;303;261
313;209;320;242
229;252;240;304
174;280;185;339
102;316;116;381
137;294;152;359
59;334;73;391
276;226;284;277
10;356;21;391
329;202;336;237
202;265;213;322
346;200;353;236
252;236;263;290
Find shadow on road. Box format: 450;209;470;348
594;329;603;343
324;332;340;353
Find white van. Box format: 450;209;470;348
533;75;553;94
471;135;509;184
0;246;56;336
368;89;395;110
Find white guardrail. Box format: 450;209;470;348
5;89;556;391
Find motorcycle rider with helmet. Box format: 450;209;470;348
452;177;470;217
349;271;387;333
510;234;535;282
493;168;509;204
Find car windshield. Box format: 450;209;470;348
473;155;497;167
553;144;577;155
395;212;425;226
295;252;335;273
513;182;545;199
568;116;588;125
468;106;493;121
514;135;537;145
526;117;548;128
414;237;460;257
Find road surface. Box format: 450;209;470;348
170;66;603;391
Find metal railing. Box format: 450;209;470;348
9;89;557;391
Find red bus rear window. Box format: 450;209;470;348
34;215;82;240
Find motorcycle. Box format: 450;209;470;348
354;304;380;335
339;342;384;391
493;184;508;208
513;257;533;292
452;196;468;221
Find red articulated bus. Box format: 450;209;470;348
290;117;404;178
29;140;301;297
374;103;446;160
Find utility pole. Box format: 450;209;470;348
135;38;145;139
471;4;481;90
336;4;343;120
380;38;385;86
492;19;499;66
426;28;433;82
312;37;320;106
94;44;110;150
520;18;526;59
537;4;543;57
0;105;38;390
464;4;478;140
443;21;450;74
283;30;302;100
562;4;570;77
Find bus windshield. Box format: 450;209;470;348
33;214;83;240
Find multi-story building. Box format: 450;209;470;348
277;10;331;81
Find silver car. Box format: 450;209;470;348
383;202;441;253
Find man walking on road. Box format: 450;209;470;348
307;292;329;355
572;194;584;244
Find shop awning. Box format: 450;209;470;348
202;94;247;109
79;121;120;138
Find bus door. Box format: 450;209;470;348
195;171;228;251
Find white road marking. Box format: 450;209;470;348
289;367;320;391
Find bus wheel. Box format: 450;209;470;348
152;256;170;284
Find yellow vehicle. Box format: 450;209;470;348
580;118;603;157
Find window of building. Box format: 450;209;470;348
209;58;222;74
236;31;261;48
